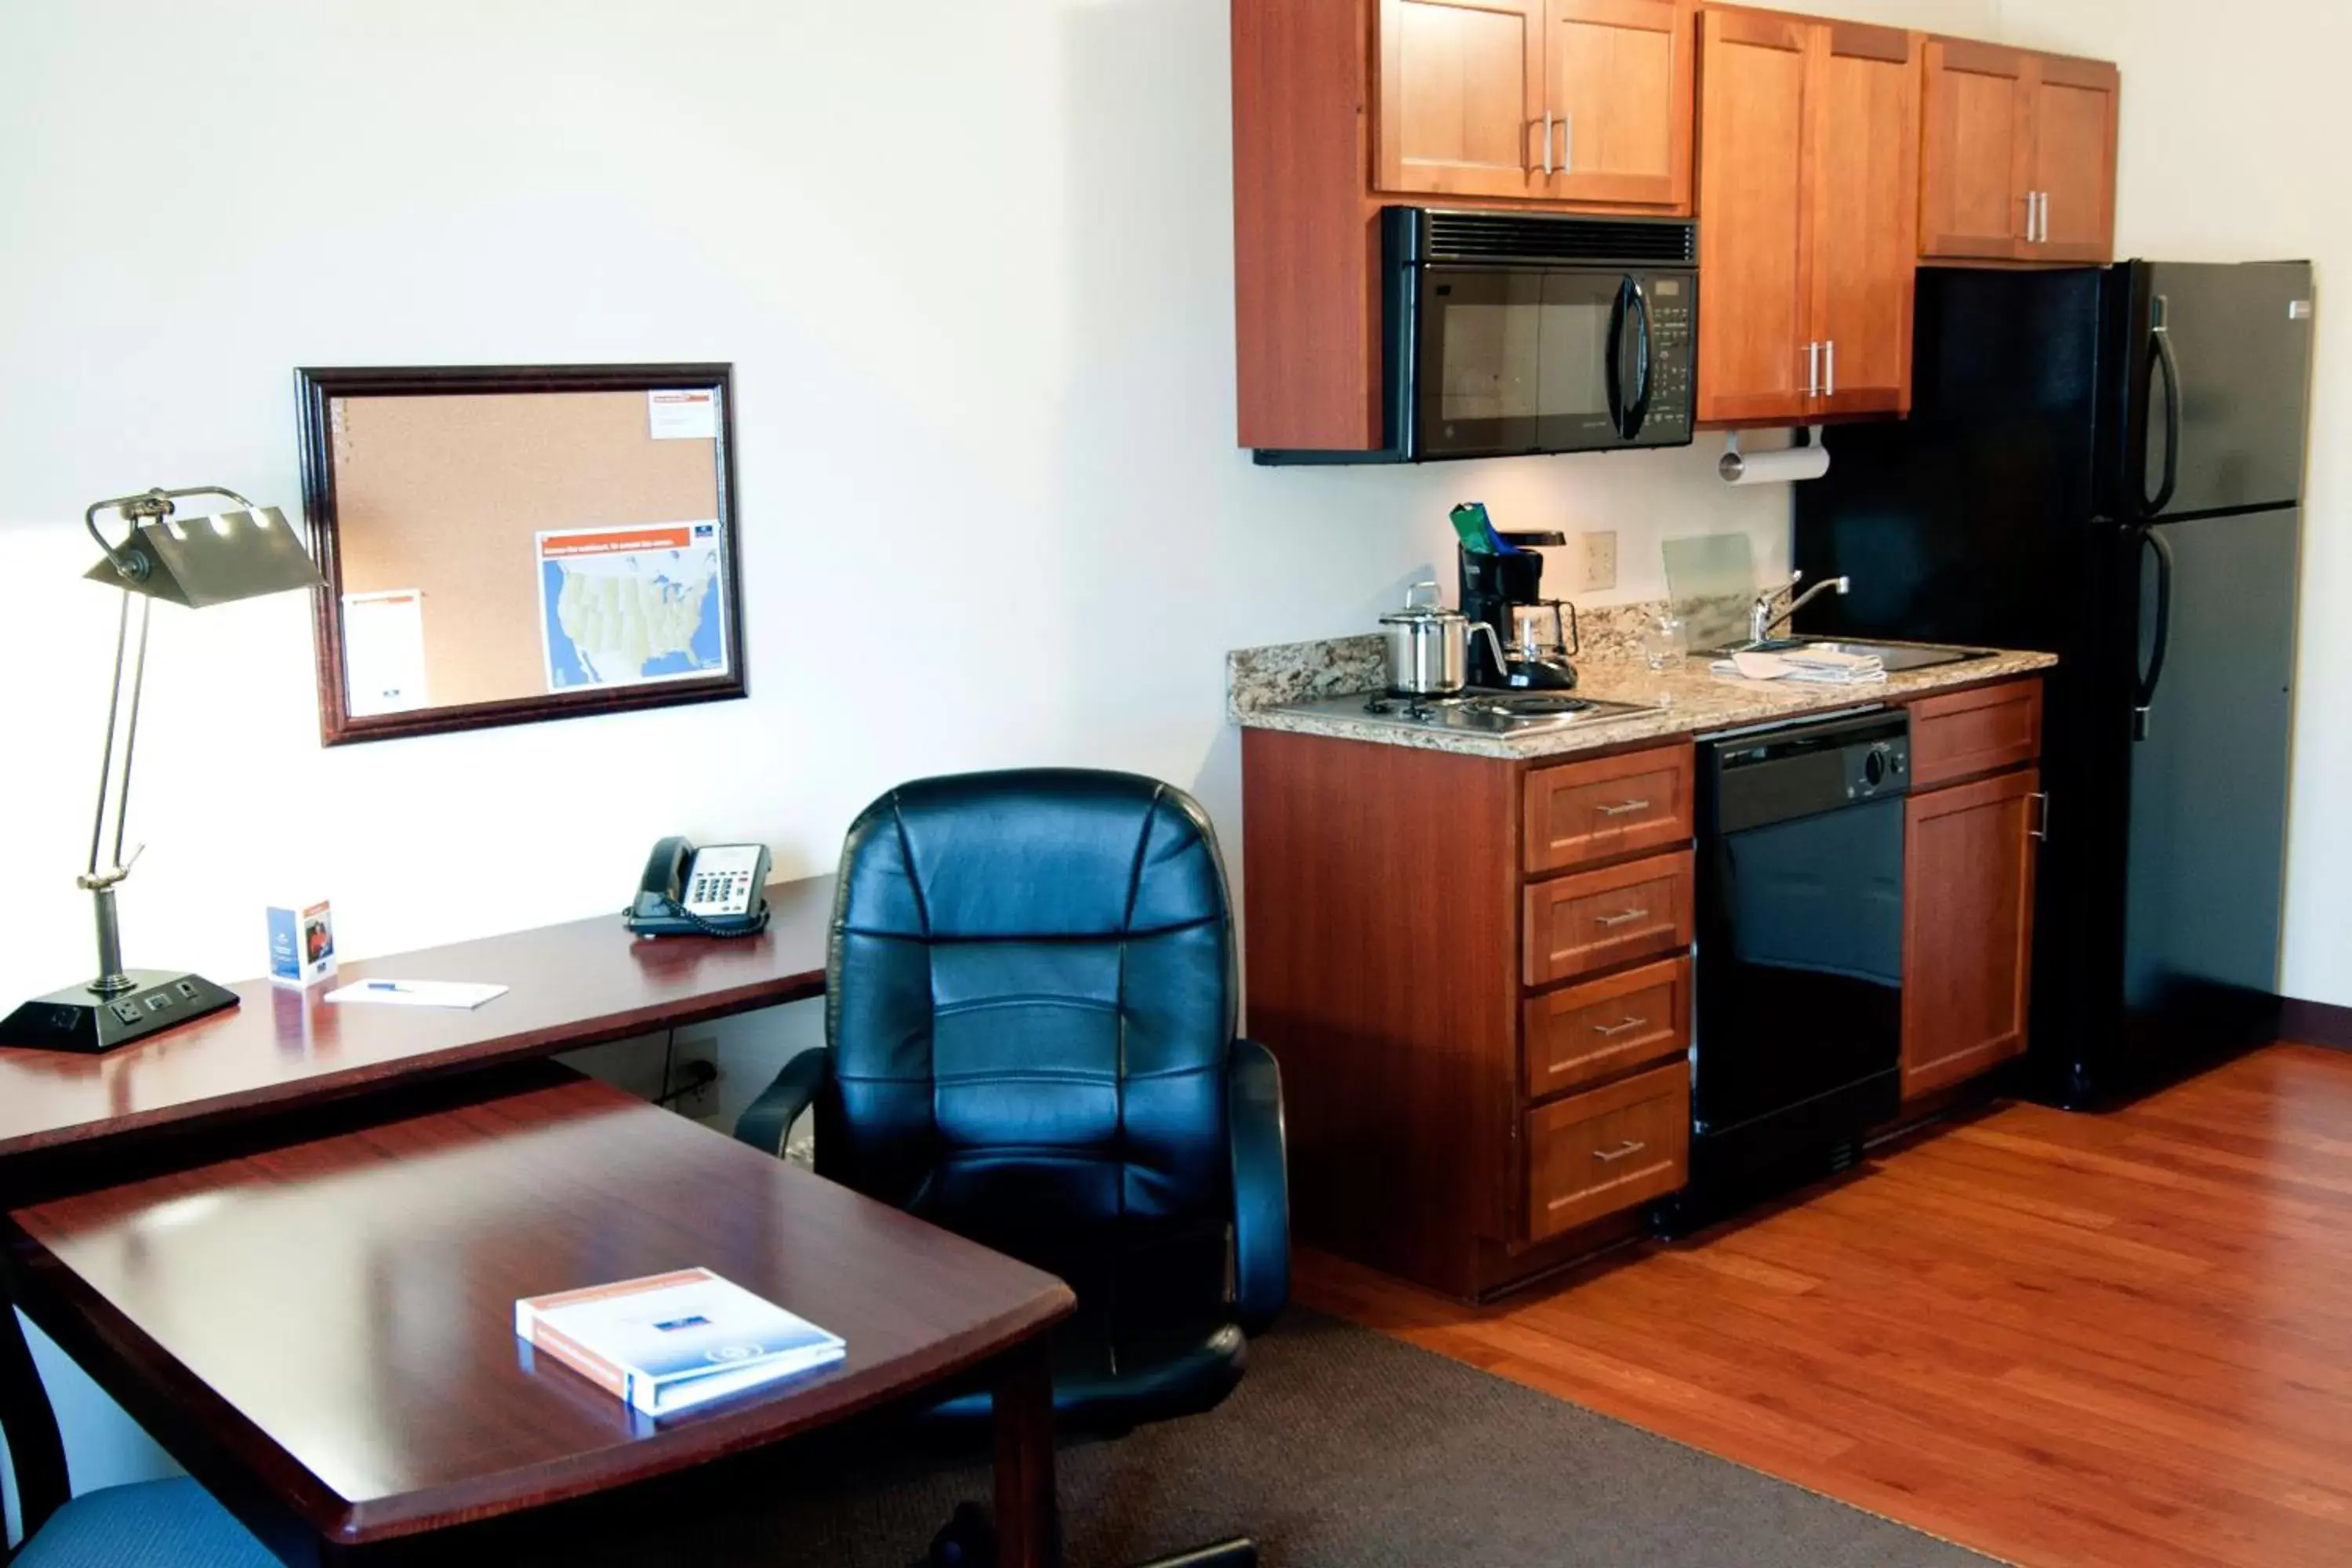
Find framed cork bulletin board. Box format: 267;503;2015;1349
295;362;746;746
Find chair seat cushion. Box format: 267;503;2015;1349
15;1478;275;1568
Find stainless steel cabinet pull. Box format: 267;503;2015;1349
1592;1016;1650;1038
1805;341;1820;397
1540;111;1553;175
1596;798;1652;818
1594;908;1650;928
1559;110;1573;175
2029;791;2051;841
1824;339;1836;398
1593;1139;1650;1164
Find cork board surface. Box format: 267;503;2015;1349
333;390;724;710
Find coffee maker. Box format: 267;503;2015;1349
1460;531;1580;690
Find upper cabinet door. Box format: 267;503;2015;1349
1376;0;1548;201
2027;54;2119;262
1918;38;2031;260
1808;21;1921;417
1693;8;1812;425
1539;0;1696;209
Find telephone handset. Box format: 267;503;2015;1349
626;837;773;938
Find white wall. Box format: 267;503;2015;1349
1998;3;2343;1004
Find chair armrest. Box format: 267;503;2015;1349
1228;1038;1290;1336
732;1046;831;1159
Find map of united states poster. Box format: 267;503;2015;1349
535;522;728;691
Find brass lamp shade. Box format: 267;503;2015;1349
84;505;323;607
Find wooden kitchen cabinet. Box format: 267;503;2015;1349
1901;765;2042;1099
1242;728;1697;1300
1695;7;1918;425
1538;0;1697;209
1376;0;1551;201
1919;38;2117;263
1375;0;1697;209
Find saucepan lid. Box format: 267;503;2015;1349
1379;579;1463;626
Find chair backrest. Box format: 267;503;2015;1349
818;769;1236;1254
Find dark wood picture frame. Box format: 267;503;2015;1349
296;362;748;746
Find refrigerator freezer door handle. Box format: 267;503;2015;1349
2144;298;2183;517
2132;525;2176;742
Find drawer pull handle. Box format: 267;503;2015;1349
1594;908;1651;928
1592;1015;1650;1038
1595;798;1653;818
1593;1139;1650;1164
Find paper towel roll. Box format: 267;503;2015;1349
1719;441;1831;485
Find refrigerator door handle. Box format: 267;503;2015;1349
2143;296;2183;517
2132;524;2176;742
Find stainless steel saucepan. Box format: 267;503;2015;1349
1380;580;1508;696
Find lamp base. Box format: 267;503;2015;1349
1;970;240;1054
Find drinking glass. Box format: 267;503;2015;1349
1641;613;1688;671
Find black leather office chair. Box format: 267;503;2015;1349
735;769;1287;1567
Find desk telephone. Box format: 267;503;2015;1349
626;837;773;938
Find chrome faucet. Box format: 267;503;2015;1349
1748;572;1850;645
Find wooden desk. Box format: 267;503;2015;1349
0;876;834;1160
4;1065;1075;1566
0;878;837;1555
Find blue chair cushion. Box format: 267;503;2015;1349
15;1478;274;1568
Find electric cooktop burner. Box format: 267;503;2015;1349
1313;688;1661;736
1468;695;1592;717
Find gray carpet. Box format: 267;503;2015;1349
487;1308;1998;1566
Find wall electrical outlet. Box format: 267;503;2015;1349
1580;530;1618;593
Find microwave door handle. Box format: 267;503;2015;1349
1602;279;1628;437
1623;278;1653;439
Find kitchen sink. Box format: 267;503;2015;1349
1716;637;1998;673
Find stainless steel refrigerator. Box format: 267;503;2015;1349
1793;261;2313;1108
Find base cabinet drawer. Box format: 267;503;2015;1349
1910;679;2043;789
1523;851;1695;986
1523;956;1691;1100
1526;1061;1690;1242
1524;746;1697;874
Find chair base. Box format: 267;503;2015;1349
923;1501;1256;1568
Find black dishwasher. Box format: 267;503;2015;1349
1656;708;1910;1236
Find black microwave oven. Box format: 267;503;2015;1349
1256;208;1697;465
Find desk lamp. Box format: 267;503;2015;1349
1;486;325;1053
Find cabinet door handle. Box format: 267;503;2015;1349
2030;791;2051;841
1593;1139;1650;1164
1595;798;1652;818
1539;111;1553;176
1558;110;1573;176
1824;339;1836;398
1592;1015;1650;1038
1594;908;1650;929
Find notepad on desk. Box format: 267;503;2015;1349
517;1268;847;1417
321;978;509;1009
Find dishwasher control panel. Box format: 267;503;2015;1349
1701;709;1913;835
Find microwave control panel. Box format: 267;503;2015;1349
1642;276;1696;423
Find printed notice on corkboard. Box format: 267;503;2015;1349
329;387;732;714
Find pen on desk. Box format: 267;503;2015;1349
365;981;410;993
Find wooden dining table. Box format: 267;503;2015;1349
0;878;1076;1566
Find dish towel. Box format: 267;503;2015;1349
1709;645;1888;684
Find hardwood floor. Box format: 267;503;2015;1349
1295;1043;2352;1568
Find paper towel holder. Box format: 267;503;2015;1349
1719;426;1831;486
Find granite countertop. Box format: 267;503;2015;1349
1226;626;2056;761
